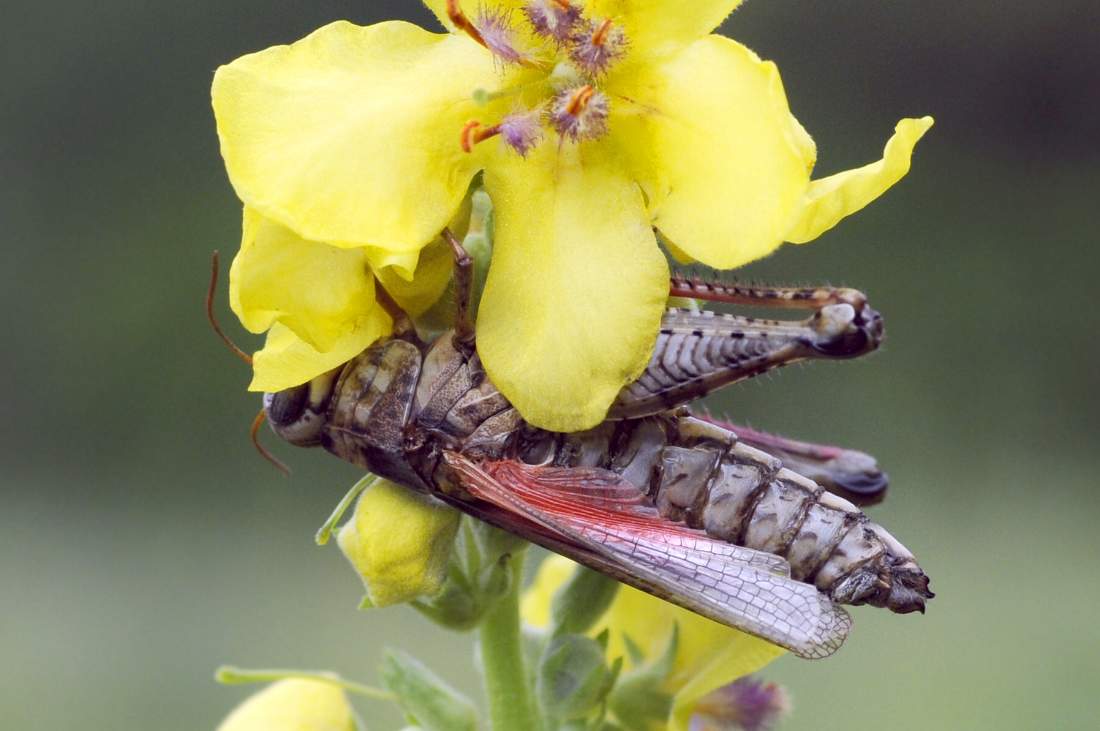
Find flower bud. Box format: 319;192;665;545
537;634;617;721
380;649;478;731
216;679;357;731
337;479;460;607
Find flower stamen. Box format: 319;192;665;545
461;120;501;153
550;84;609;142
446;0;488;48
462;110;545;156
592;18;613;47
524;0;582;45
568;17;627;77
565;84;595;116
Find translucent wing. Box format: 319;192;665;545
443;453;851;659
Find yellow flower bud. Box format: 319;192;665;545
337;479;460;607
216;679;357;731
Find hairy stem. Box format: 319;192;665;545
478;548;541;731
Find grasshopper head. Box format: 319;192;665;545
264;368;341;446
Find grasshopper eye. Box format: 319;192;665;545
263;370;339;447
267;383;309;427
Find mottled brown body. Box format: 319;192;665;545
278;303;929;621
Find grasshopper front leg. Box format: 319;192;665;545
442;227;476;353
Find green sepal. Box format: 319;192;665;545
550;566;620;638
408;518;529;632
536;634;617;722
607;625;679;730
379;649;479;731
410;560;481;631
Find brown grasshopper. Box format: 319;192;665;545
240;233;931;659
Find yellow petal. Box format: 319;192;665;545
589;0;744;59
613;35;813;270
230;209;376;352
667;635;784;731
216;679;356;731
337;479;461;607
212;20;499;251
479;143;669;432
786;116;934;243
249;318;390;393
373;236;455;318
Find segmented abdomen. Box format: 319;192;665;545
520;414;927;610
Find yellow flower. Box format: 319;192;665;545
216;678;357;731
212;1;932;430
337;479;461;607
523;555;785;731
227;207;456;393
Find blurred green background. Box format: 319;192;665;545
3;1;1098;729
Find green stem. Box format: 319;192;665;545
215;665;396;703
478;548;541;731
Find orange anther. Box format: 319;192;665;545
460;120;501;153
592;19;614;46
447;0;487;48
551;0;573;9
565;85;595;117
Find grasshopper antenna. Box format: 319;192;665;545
206;250;253;365
251;408;292;477
207;251;290;476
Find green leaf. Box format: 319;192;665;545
379;649;478;731
537;634;615;722
607;625;679;729
550;567;619;638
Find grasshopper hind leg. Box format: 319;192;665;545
609;276;885;420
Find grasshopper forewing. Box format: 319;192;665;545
443;452;852;659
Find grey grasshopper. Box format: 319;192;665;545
233;232;932;660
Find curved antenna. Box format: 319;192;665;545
206;250;253;365
250;408;291;477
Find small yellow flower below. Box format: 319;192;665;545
216;678;357;731
338;480;461;607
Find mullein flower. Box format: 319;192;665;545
216;678;357;731
212;0;932;431
523;555;786;730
